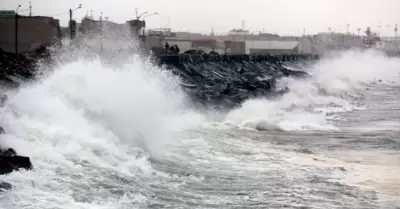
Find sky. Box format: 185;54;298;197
1;0;400;36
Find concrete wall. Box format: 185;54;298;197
0;16;60;53
298;38;313;54
224;41;245;54
245;40;299;54
249;48;298;55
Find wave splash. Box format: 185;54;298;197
224;50;400;131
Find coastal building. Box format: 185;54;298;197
374;40;400;54
0;13;60;53
311;32;365;54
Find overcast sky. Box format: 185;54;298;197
1;0;399;36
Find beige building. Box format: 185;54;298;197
0;15;60;53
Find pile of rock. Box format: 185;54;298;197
157;54;311;109
0;147;32;175
0;48;36;83
0;94;32;190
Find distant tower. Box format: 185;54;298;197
211;26;215;36
241;20;245;30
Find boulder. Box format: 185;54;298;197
0;181;12;191
0;148;33;175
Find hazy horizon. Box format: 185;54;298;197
1;0;399;36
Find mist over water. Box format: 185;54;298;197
1;48;400;208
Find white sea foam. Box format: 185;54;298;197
225;50;400;131
0;54;204;208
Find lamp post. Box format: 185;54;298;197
141;12;158;43
69;4;82;40
142;12;158;35
100;12;103;52
29;1;32;16
15;5;21;54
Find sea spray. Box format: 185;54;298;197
224;49;400;131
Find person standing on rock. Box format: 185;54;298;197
165;42;170;53
174;45;180;54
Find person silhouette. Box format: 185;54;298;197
165;42;170;53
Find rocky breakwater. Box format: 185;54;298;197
156;54;314;109
0;95;32;190
0;49;36;189
0;46;51;86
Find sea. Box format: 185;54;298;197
0;49;399;209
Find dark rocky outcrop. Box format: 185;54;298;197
156;54;312;109
0;181;12;191
0;93;33;177
0;147;32;175
0;46;52;86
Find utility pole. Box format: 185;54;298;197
15;5;21;54
68;4;82;41
100;12;103;53
69;8;73;40
29;1;32;16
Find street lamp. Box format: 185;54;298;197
15;5;21;13
69;4;82;40
142;12;158;36
137;12;148;20
15;5;21;54
143;12;158;20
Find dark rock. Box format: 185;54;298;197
156;54;313;108
0;181;12;191
0;93;7;107
0;148;32;175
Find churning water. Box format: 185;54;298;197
0;49;400;209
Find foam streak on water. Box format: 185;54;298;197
1;50;400;208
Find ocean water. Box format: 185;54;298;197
0;50;400;209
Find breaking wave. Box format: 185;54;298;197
224;50;400;131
